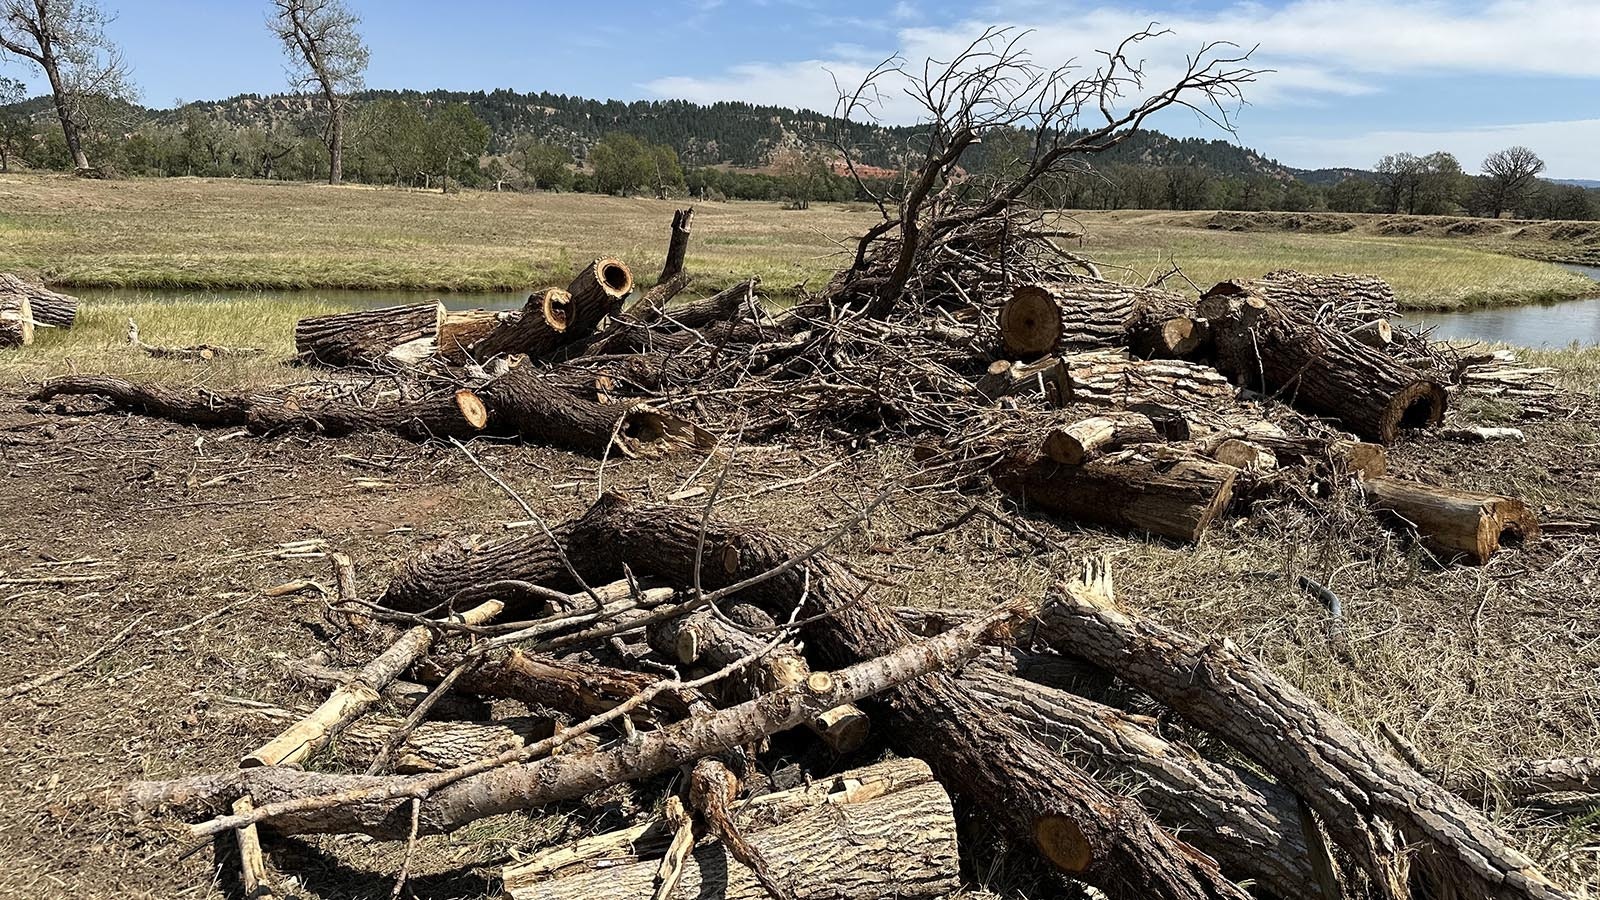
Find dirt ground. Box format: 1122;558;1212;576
2;374;1598;899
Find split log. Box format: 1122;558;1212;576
998;280;1196;358
0;291;33;347
560;495;1251;900
649;608;871;753
437;309;505;362
1043;412;1161;465
959;667;1316;899
126;319;264;361
658;207;693;283
0;273;78;328
1363;476;1538;564
501;758;958;900
1033;577;1569;900
992;446;1237;543
294;303;444;368
119;593;1036;840
243;600;504;768
1199;282;1445;444
975;356;1072;403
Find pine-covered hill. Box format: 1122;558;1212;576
4;85;1339;182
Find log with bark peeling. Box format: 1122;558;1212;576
558;495;1250;900
118;592;1036;840
294;302;444;368
501;758;959;900
1043;412;1162;465
0;273;78;329
1199;281;1445;444
234;702;555;773
1032;573;1569;900
1363;476;1538;564
998;279;1199;358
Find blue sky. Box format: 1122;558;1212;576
4;0;1597;177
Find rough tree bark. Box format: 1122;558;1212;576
1043;412;1162;465
1363;476;1538;564
469;289;576;360
1254;270;1398;323
0;290;34;347
998;280;1199;359
294;303;444;367
1199;281;1445;444
658;207;694;283
1033;582;1569;900
0;274;77;328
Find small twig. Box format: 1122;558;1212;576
390;797;422;899
2;613;151;700
154;599;250;638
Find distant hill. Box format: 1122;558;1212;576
1552;178;1600;189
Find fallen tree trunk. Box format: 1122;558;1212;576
127;319;264;361
1044;412;1162;465
1033;578;1569;900
234;702;554;774
1254;270;1398;323
419;649;687;721
1363;476;1538;564
0;291;34;347
998;280;1197;358
658;207;693;283
1451;757;1600;803
561;495;1250;900
501;758;958;900
649;608;871;753
380;528;576;615
437;309;505;362
991;446;1237;543
0;273;78;328
1063;350;1239;411
470;289;577;360
1199;282;1445;444
119;593;1034;840
958;667;1316;899
294;303;444;368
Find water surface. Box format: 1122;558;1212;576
1413;263;1600;348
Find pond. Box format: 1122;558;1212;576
1412;263;1600;348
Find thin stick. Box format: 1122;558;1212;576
154;599;250;638
390;798;422;899
2;613;151;700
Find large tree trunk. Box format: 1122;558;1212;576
560;495;1249;900
501;758;959;900
294;303;445;368
0;274;78;329
119;597;1033;839
1363;476;1538;564
1254;270;1398;323
0;291;34;348
1199;282;1445;444
1033;583;1569;900
470;289;577;359
958;668;1316;899
991;445;1237;543
658;206;693;283
998;279;1198;359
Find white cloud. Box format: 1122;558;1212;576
1271;118;1600;180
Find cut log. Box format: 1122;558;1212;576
1034;576;1569;900
419;649;688;721
1063;350;1239;411
120;594;1036;841
0;290;34;347
992;446;1237;543
1363;476;1538;564
294;302;444;368
501;758;958;900
233;702;555;773
1210;438;1278;473
437;309;505;362
566;257;633;329
469;288;575;359
0;273;78;328
1199;281;1445;444
649;608;871;753
1043;412;1161;465
559;495;1250;900
1350;318;1394;348
998;280;1195;358
958;667;1316;899
975;356;1072;403
1255;270;1399;322
658;206;693;283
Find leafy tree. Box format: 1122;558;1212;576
591;132;652;195
1374;153;1423;213
1476;146;1544;218
1415;151;1464;215
771;146;832;209
0;74;26;171
355;98;425;185
0;0;137;171
422;102;489;192
509;135;572;190
1326;176;1375;212
270;0;368;184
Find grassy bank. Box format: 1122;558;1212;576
1;174;1595;311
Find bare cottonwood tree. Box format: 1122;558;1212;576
825;26;1262;317
269;0;368;185
0;0;136;172
1479;145;1545;219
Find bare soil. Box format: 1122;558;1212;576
2;378;1598;899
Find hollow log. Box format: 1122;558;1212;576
560;495;1250;900
469;289;576;360
1199;282;1445;444
649;608;871;753
0;291;34;347
958;667;1315;899
119;595;1034;840
1033;580;1568;900
566;257;633;329
992;446;1237;543
1044;412;1162;465
998;280;1196;358
1363;476;1538;564
658;207;693;283
294;302;444;368
501;759;958;900
0;273;78;328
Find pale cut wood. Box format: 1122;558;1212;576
1211;438;1278;472
1063;350;1238;411
502;766;959;900
294;303;444;368
242;599;503;768
0;291;34;347
437;309;504;362
0;273;78;328
975;356;1072;403
1364;476;1538;564
470;289;575;359
234;702;556;773
1043;412;1161;465
1350;318;1394;348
